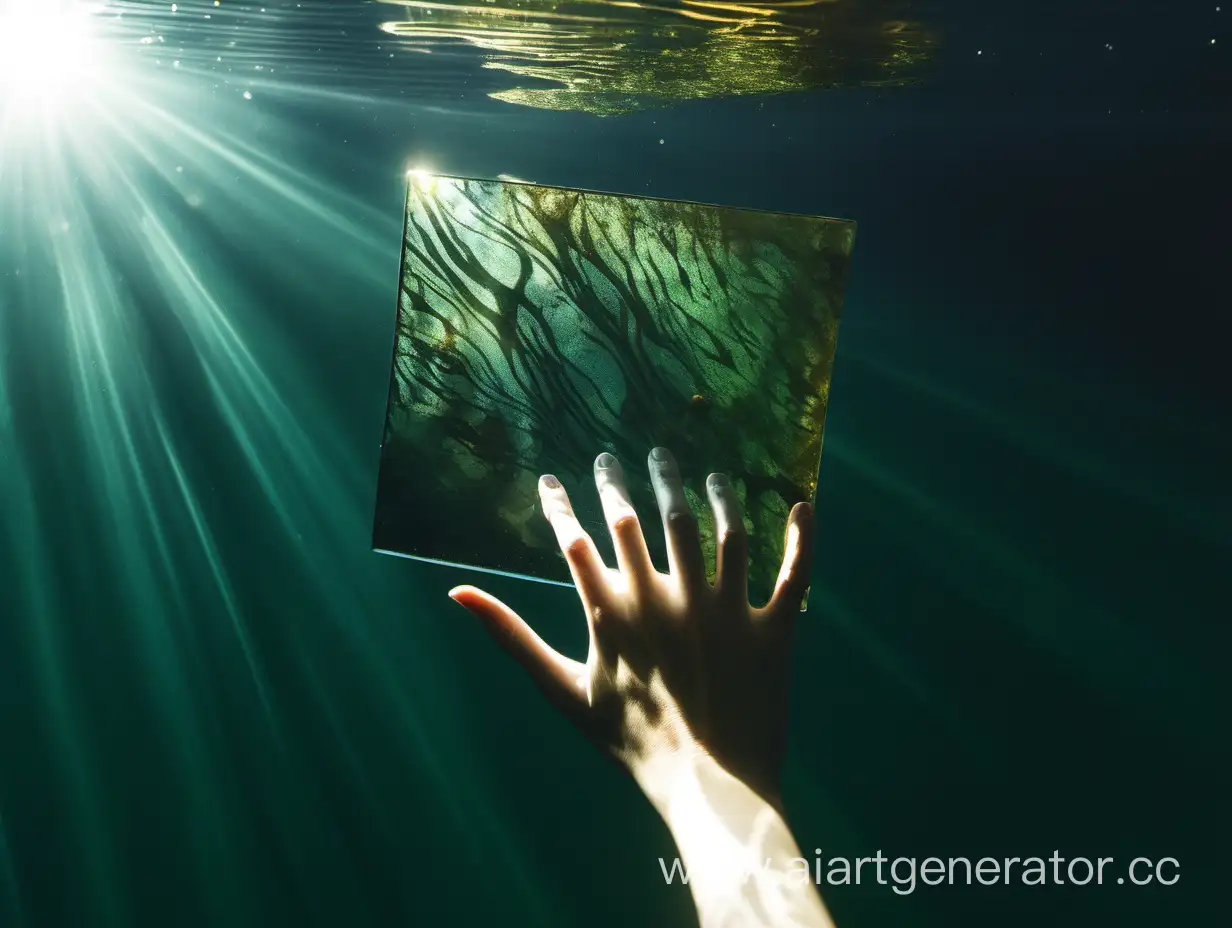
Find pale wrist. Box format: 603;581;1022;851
631;746;785;820
628;745;715;819
631;747;782;834
631;748;832;927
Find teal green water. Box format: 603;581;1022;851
0;2;1225;926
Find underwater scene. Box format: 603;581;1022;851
0;1;1224;927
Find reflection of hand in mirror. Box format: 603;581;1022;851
450;447;835;928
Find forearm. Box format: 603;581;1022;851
634;751;837;928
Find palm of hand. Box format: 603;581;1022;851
450;447;815;807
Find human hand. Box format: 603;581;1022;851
448;447;815;809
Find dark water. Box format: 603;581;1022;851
0;1;1225;926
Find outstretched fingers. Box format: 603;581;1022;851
449;585;587;718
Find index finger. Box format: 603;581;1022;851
539;473;618;613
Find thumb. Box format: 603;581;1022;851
449;585;588;715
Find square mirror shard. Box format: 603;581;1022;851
373;172;855;610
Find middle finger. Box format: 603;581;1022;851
648;446;707;595
594;452;657;600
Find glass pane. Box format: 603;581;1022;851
373;172;856;610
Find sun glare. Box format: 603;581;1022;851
0;0;104;117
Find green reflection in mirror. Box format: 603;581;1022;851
373;172;855;610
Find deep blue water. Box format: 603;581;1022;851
0;1;1226;926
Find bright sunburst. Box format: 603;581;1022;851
0;0;109;120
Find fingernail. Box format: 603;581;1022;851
596;452;615;468
541;474;561;489
707;472;729;487
651;447;668;461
